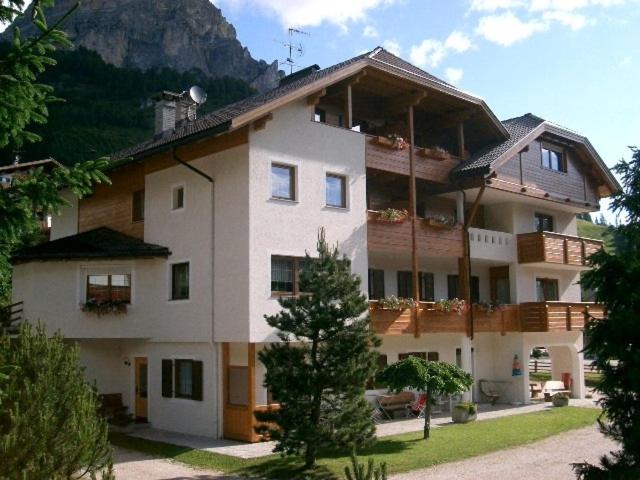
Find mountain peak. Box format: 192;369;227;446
3;0;282;92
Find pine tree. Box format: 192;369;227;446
0;323;113;478
574;147;640;479
256;229;381;470
377;357;473;439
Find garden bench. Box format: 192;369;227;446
377;391;415;419
479;379;509;405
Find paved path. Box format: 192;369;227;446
389;424;617;480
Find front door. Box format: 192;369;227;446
134;357;148;421
490;266;511;304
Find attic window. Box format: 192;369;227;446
541;147;566;173
314;108;326;123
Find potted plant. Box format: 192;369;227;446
378;296;415;310
80;298;128;317
476;300;503;315
387;133;408;150
552;393;570;407
377;208;408;224
107;410;135;433
452;401;477;423
434;298;466;315
424;214;457;229
423;146;450;160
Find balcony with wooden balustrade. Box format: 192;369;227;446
517;231;603;268
519;302;605;332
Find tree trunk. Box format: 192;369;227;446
305;335;321;469
304;443;317;469
424;389;433;439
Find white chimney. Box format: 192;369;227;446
153;87;207;137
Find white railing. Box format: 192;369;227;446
468;227;517;262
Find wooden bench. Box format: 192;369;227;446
377;391;415;419
480;379;510;405
98;393;127;419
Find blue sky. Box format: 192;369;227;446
218;0;640;221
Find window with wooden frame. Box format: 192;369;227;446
536;278;559;301
325;173;347;208
170;262;190;300
447;275;479;303
86;274;131;303
535;213;554;233
271;256;315;295
368;269;385;300
399;352;427;360
541;146;566;173
397;271;434;301
132;189;145;222
271;163;296;201
161;359;203;401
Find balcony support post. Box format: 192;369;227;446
344;83;352;129
457;121;465;158
408;104;420;338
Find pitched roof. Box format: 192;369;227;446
11;227;171;263
0;158;62;173
112;47;506;163
453;113;546;177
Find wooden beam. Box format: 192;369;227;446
408;105;420;338
463;184;486;339
381;90;428;116
252;113;273;131
247;343;256;442
457;121;465;158
345;83;353;129
306;88;327;106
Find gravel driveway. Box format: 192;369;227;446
390;424;617;480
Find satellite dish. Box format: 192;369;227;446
189;85;207;105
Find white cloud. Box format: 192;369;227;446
529;0;588;11
410;39;447;67
542;10;587;29
363;25;379;38
382;39;402;56
470;0;525;11
218;0;397;29
445;67;464;84
444;30;473;53
619;55;632;66
475;12;548;46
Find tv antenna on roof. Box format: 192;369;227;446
276;27;309;75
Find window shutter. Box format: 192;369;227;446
192;360;203;401
162;359;173;397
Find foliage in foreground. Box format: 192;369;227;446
574;146;640;479
0;324;113;478
377;357;473;439
344;453;387;480
256;229;381;469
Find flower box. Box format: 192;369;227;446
424;217;457;229
377;208;409;224
81;299;128;317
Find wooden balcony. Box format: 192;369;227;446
517;232;603;267
369;301;604;335
367;211;464;257
365;135;462;185
520;302;605;332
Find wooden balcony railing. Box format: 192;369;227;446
367;211;464;257
517;231;603;266
520;302;605;332
365;136;461;184
369;300;604;335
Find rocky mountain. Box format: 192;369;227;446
3;0;281;92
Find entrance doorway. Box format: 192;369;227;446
134;357;148;421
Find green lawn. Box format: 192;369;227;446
111;407;600;479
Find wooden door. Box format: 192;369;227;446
490;266;511;304
134;357;148;421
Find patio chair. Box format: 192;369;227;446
479;380;502;405
406;393;427;418
377;391;415;420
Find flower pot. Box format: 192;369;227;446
452;406;477;423
552;395;569;407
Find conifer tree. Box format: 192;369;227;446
574;147;640;479
256;230;381;470
0;324;113;478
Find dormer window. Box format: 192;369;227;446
541;146;566;173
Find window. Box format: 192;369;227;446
172;185;184;210
86;274;131;303
536;278;559;301
326;173;347;208
132;189;145;222
447;275;479;303
397;271;434;301
271;164;295;201
314;108;326;123
271;256;314;295
427;352;439;362
399;352;427;360
541;147;566;172
161;359;203;401
535;213;554;233
368;269;385;300
171;262;190;300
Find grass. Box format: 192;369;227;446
111;406;600;479
530;371;603;388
